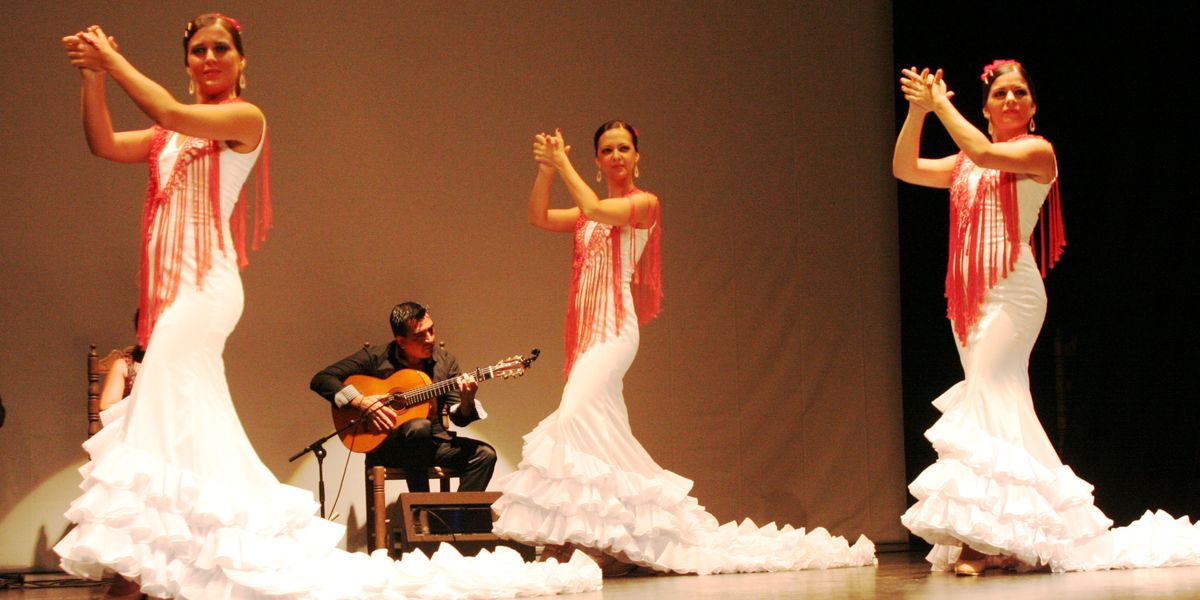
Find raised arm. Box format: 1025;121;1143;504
892;67;957;189
527;135;578;233
63;33;153;162
67;25;263;151
540;130;658;228
908;67;1055;182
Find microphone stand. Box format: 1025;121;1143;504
290;400;394;519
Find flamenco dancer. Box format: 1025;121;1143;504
491;121;877;575
55;14;598;599
894;59;1200;575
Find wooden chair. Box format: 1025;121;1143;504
87;344;133;437
364;404;463;555
353;341;467;555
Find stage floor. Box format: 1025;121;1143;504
5;550;1200;599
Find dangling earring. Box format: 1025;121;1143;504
1028;117;1036;133
239;72;247;91
188;79;196;96
634;165;640;179
595;171;602;183
987;121;994;137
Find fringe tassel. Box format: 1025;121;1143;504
1034;180;1065;276
232;128;272;266
564;218;614;377
631;198;662;325
233;126;271;267
562;189;663;378
945;138;1064;345
254;133;272;249
136;99;270;347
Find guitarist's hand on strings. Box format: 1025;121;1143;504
351;393;395;433
454;373;480;420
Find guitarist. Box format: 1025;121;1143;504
309;301;496;492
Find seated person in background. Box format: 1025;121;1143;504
99;343;144;411
310;301;496;492
99;311;145;412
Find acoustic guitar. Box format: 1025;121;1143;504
331;350;539;453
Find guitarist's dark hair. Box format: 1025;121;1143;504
390;301;429;337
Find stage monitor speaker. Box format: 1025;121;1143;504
396;491;534;560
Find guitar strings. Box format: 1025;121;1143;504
393;367;496;406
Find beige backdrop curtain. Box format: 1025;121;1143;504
0;0;906;570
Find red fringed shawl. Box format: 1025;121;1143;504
563;190;662;377
137;103;271;347
945;136;1064;345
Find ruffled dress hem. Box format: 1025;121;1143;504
493;432;876;576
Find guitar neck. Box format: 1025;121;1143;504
392;366;495;408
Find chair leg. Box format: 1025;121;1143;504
369;466;389;555
365;466;375;553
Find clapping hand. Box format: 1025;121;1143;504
533;128;571;173
62;25;120;74
900;66;954;113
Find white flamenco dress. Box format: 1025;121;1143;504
54;128;599;599
901;157;1200;573
492;210;876;575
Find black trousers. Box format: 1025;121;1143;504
367;418;496;492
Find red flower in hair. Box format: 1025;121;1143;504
981;59;1020;83
216;13;241;31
